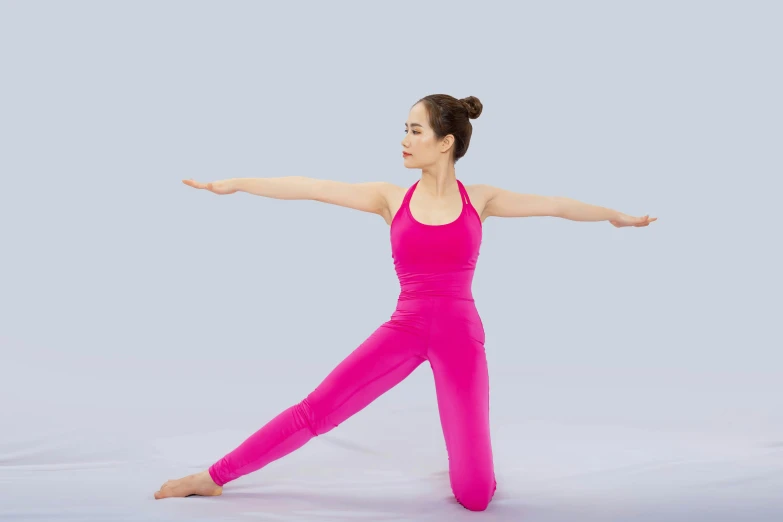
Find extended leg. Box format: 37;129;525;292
208;323;427;486
429;340;497;511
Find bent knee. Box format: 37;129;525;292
457;495;492;512
454;481;496;511
454;476;497;511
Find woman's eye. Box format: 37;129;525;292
404;130;419;134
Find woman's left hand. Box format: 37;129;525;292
610;213;657;228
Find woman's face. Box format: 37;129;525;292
401;103;453;168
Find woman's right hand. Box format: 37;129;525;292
182;179;237;195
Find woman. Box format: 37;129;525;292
154;94;656;511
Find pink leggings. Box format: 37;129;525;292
208;296;497;511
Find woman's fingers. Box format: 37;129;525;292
609;215;656;227
183;179;207;190
182;179;227;194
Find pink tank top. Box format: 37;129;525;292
390;179;482;301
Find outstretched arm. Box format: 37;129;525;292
182;176;394;221
481;185;656;227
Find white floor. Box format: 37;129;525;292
3;346;782;522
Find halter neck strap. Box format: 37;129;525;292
456;179;472;206
402;181;418;207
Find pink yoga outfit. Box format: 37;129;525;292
208;179;497;511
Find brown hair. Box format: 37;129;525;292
413;94;483;164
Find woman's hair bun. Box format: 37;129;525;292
460;96;483;119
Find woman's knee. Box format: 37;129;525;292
453;478;496;511
456;493;492;511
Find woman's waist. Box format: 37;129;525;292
393;292;481;317
397;289;474;301
395;270;475;299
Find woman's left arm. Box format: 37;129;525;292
481;185;656;227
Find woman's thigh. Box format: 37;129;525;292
303;322;428;434
428;333;496;509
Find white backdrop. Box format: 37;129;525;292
1;1;781;521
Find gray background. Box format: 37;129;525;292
1;1;781;521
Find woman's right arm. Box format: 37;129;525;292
186;176;394;221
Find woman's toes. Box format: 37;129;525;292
154;481;175;499
154;473;221;500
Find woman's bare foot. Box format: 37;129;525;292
154;470;223;499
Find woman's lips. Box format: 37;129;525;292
402;152;411;157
